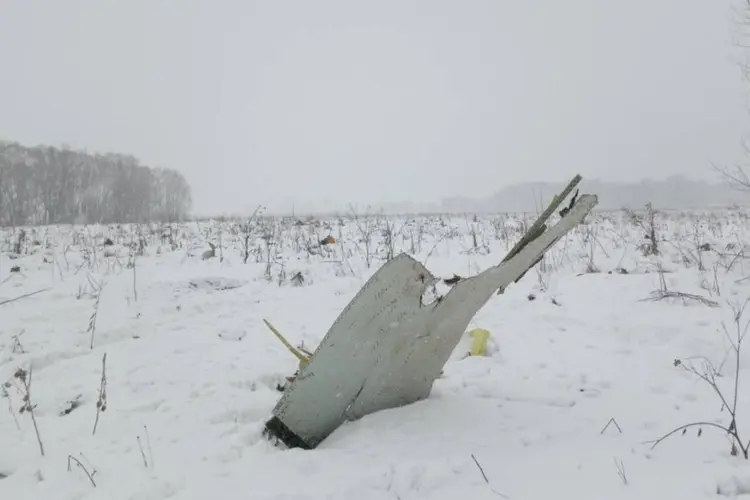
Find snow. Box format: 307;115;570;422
2;210;750;499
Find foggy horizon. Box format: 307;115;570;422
2;0;748;216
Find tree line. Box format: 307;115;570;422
0;141;192;226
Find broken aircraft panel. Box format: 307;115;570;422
265;186;598;450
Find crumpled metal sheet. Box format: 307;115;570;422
267;194;598;449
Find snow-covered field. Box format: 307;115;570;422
3;208;750;499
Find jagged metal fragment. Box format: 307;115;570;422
265;189;598;449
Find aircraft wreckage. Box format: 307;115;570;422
263;175;598;449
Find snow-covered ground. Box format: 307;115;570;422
3;209;750;499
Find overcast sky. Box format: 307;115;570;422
0;0;747;214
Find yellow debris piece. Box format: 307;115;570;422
263;318;310;369
468;328;491;356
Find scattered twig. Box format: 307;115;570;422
132;251;138;302
470;453;508;498
137;435;149;468
648;422;730;451
144;425;154;467
67;455;97;487
471;453;489;483
79;452;97;476
651;300;750;458
645;289;720;307
15;365;44;456
600;417;623;435
643;267;719;307
88;280;104;350
0;288;50;307
1;383;21;430
11;329;25;354
92;353;108;435
613;457;628;485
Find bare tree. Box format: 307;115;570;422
0;141;192;226
349;205;377;268
712;1;750;193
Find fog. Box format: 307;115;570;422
1;0;747;215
